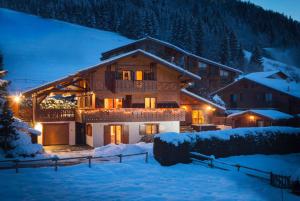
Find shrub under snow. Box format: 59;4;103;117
8;130;43;157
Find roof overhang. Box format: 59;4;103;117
22;49;201;97
181;89;225;111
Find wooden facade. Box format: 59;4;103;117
101;37;242;96
229;112;292;128
214;78;300;115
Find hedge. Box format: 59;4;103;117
153;127;300;166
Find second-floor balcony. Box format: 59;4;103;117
115;80;157;93
36;109;76;122
77;108;185;123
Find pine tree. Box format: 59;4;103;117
194;20;204;56
0;71;17;152
219;35;230;65
249;46;263;72
236;43;245;70
229;31;238;65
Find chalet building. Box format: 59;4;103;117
20;48;225;147
212;71;300;127
228;110;294;128
101;37;242;96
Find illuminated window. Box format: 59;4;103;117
86;124;92;136
104;98;123;109
110;125;122;144
192;110;204;124
135;71;143;81
145;124;159;135
145;97;156;109
123;71;131;80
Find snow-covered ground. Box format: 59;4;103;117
0;8;132;92
244;50;300;80
0;143;299;201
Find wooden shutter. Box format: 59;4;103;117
139;124;146;135
122;125;129;144
104;125;111;145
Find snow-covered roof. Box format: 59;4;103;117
103;37;243;74
181;89;225;110
227;109;294;120
243;71;300;99
212;70;300;99
23;49;201;95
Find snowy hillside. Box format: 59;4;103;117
244;50;300;80
0;8;133;92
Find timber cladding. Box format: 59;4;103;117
42;123;69;145
216;79;300;114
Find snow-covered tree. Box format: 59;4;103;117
249;46;263;72
0;71;17;151
236;43;246;69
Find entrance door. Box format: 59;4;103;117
104;125;129;145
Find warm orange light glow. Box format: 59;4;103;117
181;105;187;111
249;115;255;121
34;123;43;132
206;105;215;111
13;94;22;104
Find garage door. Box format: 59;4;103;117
43;123;69;145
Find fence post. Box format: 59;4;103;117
236;164;241;172
88;156;92;168
15;160;19;173
145;152;148;163
119;154;122;163
52;156;59;171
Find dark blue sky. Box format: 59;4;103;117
242;0;300;21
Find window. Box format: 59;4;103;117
110;125;122;144
145;97;156;109
104;98;123;109
240;93;243;102
192;110;205;125
122;71;131;80
257;120;264;127
145;124;159;135
220;69;229;77
265;93;272;103
198;62;207;69
230;94;238;107
86;124;92;136
135;71;143;81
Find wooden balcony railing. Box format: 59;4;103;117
115;80;157;93
77;108;185;123
36;109;75;122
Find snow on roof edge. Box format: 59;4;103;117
22;49;201;95
227;109;294;120
181;89;225;110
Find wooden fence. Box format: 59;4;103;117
190;152;292;190
0;152;148;173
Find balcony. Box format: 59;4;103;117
36;109;75;122
77;108;185;123
114;80;157;93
